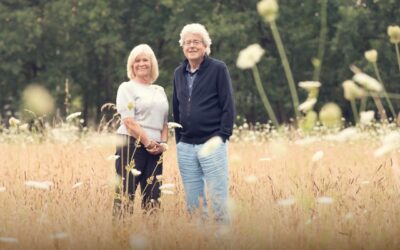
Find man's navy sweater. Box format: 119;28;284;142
172;56;235;144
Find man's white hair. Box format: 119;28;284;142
179;23;212;55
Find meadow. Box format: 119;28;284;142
1;125;400;250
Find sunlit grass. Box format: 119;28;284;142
1;125;400;249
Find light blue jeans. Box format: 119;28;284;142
176;141;229;223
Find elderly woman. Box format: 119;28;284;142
113;44;169;216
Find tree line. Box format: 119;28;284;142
1;0;399;126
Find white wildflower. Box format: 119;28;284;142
72;182;83;189
360;180;370;185
319;102;342;129
316;196;334;204
257;0;279;22
277;197;296;207
49;232;68;240
167;122;183;129
298;98;317;112
127;102;135;111
374;131;400;157
342;80;365;101
25;181;52;190
0;186;5;192
161;190;174;195
8;117;20;127
156;175;163;181
66;112;82;121
353;73;383;92
107;155;120;161
129;233;149;250
364;49;378;63
131;169;141;176
387;25;400;44
0;237;18;243
198;136;223;157
360;111;375;125
345;212;354;220
311;150;324;162
22;84;55;116
326;127;358;142
244;175;258;184
236;44;265;69
298;81;321;91
159;183;175;190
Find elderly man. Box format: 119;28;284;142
172;23;235;223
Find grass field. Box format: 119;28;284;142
1;128;400;250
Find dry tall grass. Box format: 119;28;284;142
1;132;400;250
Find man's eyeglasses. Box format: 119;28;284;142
183;40;203;46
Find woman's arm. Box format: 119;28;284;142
123;117;156;149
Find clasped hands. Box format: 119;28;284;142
145;141;167;155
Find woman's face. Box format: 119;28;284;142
133;53;152;79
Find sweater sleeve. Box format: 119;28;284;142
172;76;182;143
116;83;135;120
217;63;235;141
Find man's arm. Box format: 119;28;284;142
217;63;235;141
172;77;182;143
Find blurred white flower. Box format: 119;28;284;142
277;197;296;207
360;180;370;185
49;232;68;240
66;112;82;121
294;137;318;145
159;183;175;190
364;49;378;63
311;150;324;162
298;98;317;112
236;44;265;69
167;122;183;129
319;102;342;129
374;131;400;157
127;102;135;111
259;157;272;161
156;175;163;181
198;136;223;157
345;212;354;220
22;84;55;116
353;73;383;92
325;127;358;142
8;117;20;127
131;169;141;176
298;81;321;91
360;111;375;125
19;123;29;131
129;233;149;250
107;155;120;161
72;182;83;189
0;186;5;192
244;175;258;184
342;80;365;101
0;237;18;243
161;190;174;195
316;196;334;204
257;0;279;22
387;25;400;44
25;181;52;190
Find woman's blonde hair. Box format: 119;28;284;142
179;23;212;55
126;44;159;83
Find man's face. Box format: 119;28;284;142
182;33;206;62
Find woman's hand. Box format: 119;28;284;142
146;142;167;155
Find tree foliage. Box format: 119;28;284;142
0;0;399;125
